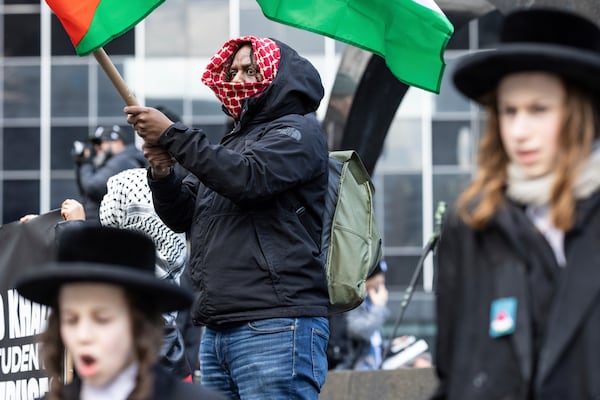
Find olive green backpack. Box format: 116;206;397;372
323;150;382;314
262;115;382;314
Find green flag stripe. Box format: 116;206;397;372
257;0;453;93
76;0;164;55
386;3;453;93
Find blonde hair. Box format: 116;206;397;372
42;292;164;400
457;80;597;231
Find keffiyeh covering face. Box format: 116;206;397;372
201;36;280;120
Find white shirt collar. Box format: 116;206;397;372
80;362;138;400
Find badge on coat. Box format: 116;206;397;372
489;297;517;338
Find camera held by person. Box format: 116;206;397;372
74;124;147;224
71;139;95;164
72;125;125;167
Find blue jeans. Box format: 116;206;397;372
200;317;329;400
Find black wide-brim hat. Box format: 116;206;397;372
453;8;600;104
16;225;192;313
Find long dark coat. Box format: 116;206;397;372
432;191;600;399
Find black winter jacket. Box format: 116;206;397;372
433;191;600;399
149;39;330;328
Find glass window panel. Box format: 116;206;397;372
51;178;80;209
478;10;503;49
384;300;436;340
52;20;135;56
240;9;325;53
395;87;427;117
377;118;422;171
432;120;473;167
3;180;39;224
382;253;436;347
4;13;40;56
434;58;470;112
5;0;38;4
384;255;423;290
188;2;230;58
191;98;226;118
52;65;89;117
383;255;436;339
4;65;41;118
103;30;135;56
50;17;134;56
3;127;40;170
145;0;187;56
97;63;128;117
383;174;422;247
51;14;77;56
433;173;472;214
51;126;89;169
146;0;228;57
445;19;469;50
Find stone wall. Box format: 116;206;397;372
320;368;438;400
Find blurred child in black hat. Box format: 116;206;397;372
16;225;225;400
434;7;600;399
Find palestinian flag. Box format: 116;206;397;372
46;0;164;56
256;0;454;93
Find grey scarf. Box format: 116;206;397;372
506;145;600;205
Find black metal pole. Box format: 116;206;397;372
380;201;446;367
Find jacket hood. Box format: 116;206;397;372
243;38;324;124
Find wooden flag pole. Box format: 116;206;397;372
92;47;139;106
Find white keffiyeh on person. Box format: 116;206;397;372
100;168;187;324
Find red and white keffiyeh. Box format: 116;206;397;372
201;36;280;120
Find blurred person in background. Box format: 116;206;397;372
21;168;191;379
15;225;226;400
100;167;191;379
345;260;390;370
73;124;147;224
434;8;600;399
